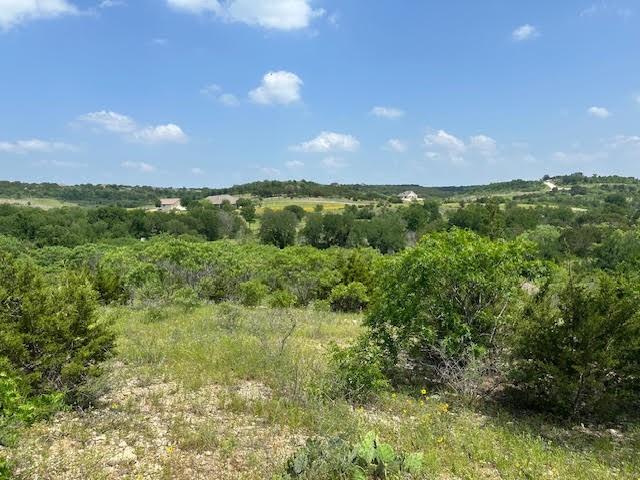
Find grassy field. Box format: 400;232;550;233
257;196;374;213
5;304;639;479
0;197;78;209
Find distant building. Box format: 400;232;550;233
159;198;186;211
206;194;239;206
398;190;420;203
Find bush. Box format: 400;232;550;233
365;230;531;377
328;337;390;403
172;287;200;311
329;282;369;312
509;273;640;418
237;280;269;307
268;289;298;309
0;372;64;446
0;253;115;407
281;431;423;479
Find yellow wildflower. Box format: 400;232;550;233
420;388;427;395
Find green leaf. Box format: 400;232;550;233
403;452;424;474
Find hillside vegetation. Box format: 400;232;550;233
1;174;640;479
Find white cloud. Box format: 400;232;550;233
285;160;304;168
227;0;324;30
167;0;324;31
151;37;169;46
132;124;188;144
292;131;360;153
424;129;466;154
371;106;404;119
166;0;221;14
469;134;497;157
78;111;188;144
634;93;640;105
385;138;407;153
249;71;302;105
424;130;500;165
79;110;137;133
201;84;240;106
322;156;348;169
122;161;156;173
588;106;611;118
99;0;125;8
0;139;76;154
512;24;539;41
609;134;640;149
0;0;79;31
580;3;632;18
191;167;204;174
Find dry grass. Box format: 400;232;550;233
4;304;639;479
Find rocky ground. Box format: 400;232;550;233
6;364;303;480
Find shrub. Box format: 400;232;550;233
0;253;115;406
365;230;531;377
329;282;369;312
237;280;269;307
268;289;298;309
0;372;64;446
172;287;201;311
282;431;423;479
328;337;390;403
509;272;640;418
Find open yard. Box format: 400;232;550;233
257;197;374;213
0;197;78;209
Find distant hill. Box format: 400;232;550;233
0;174;636;208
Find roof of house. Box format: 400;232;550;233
160;198;181;205
206;194;239;205
398;190;418;197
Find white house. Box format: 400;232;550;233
159;198;186;211
398;190;420;203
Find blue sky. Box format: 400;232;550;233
1;0;639;187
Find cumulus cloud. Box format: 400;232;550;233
79;110;137;133
0;0;79;31
385;139;407;153
122;161;156;173
469;134;497;157
249;71;302;105
371;106;404;119
512;24;539;41
291;131;360;153
425;129;466;155
167;0;324;31
0;139;76;154
132;124;188;144
588;106;611;118
78;110;188;144
424;130;500;165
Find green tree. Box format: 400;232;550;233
510;273;640;418
259;209;298;248
0;253;115;406
366;230;530;373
